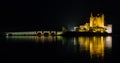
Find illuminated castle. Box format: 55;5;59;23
89;12;106;33
90;13;104;28
74;12;112;33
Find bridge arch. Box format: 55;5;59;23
36;31;57;36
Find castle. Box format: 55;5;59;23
74;12;112;33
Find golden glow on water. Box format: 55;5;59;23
77;36;106;59
41;36;45;43
78;37;85;46
90;36;104;58
35;36;56;43
85;37;89;51
48;36;56;42
40;36;56;43
35;36;39;43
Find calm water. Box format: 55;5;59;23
1;36;112;63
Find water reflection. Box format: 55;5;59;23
74;36;112;59
76;36;104;58
35;36;56;43
6;36;56;43
105;36;112;48
6;35;112;62
6;36;36;41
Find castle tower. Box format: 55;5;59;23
101;14;104;27
96;14;101;27
90;13;104;28
90;12;94;27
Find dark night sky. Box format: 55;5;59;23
0;0;119;33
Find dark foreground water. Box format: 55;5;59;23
0;36;112;63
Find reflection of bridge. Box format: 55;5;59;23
5;31;63;36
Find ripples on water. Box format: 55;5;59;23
5;36;112;63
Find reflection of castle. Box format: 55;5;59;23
89;36;104;58
74;36;112;59
74;12;112;33
76;36;104;58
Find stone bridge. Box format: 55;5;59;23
5;31;58;36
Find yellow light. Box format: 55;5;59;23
57;31;63;35
90;13;104;30
75;36;105;59
41;36;45;43
84;37;89;51
78;37;85;46
89;36;104;58
35;36;39;43
48;36;54;42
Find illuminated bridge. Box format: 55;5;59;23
5;31;63;36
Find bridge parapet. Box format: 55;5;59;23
5;31;60;36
